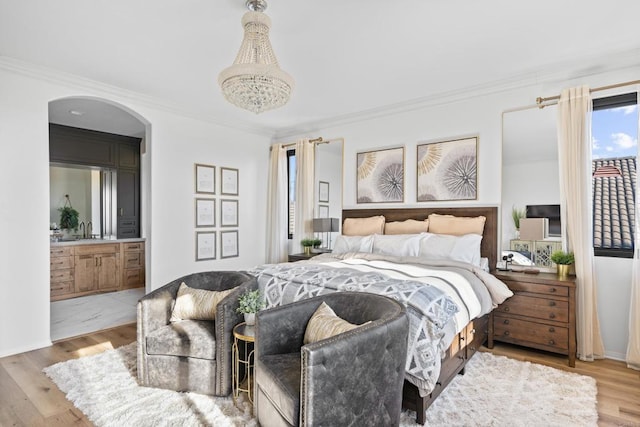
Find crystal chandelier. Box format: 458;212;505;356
218;0;294;114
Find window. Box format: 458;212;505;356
592;92;638;258
287;149;296;239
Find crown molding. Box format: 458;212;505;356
0;56;276;137
274;47;640;139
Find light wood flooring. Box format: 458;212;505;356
0;323;638;426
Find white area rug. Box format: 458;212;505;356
44;344;598;427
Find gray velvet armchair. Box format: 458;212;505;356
255;292;409;427
137;271;257;396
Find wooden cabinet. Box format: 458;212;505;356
50;246;75;300
51;240;144;300
490;270;576;367
288;253;316;262
121;241;145;289
117;168;140;239
74;244;120;293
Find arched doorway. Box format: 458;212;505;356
48;97;151;341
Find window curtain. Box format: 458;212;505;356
265;143;288;263
557;85;605;361
293;139;315;253
627;90;640;370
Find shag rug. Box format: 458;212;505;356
44;343;598;427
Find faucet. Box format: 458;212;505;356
87;221;93;239
79;221;86;239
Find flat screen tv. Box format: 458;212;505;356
526;204;561;237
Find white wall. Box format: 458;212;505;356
283;65;640;360
0;66;270;357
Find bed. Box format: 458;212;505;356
250;206;510;424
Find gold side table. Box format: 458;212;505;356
232;322;255;404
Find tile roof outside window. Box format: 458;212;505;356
592;156;636;250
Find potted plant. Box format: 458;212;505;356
511;206;526;239
312;238;322;249
301;238;315;255
58;206;80;233
236;289;265;326
550;250;574;278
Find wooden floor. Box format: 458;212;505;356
0;323;638;426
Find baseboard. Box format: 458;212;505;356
0;339;52;359
604;350;626;362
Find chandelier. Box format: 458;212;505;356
218;0;294;114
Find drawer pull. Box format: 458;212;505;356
549;287;557;293
549;313;556;319
548;339;555;345
52;286;64;291
470;328;476;335
549;327;555;333
549;301;556;307
54;260;64;265
504;307;510;312
503;319;510;325
504;331;510;336
458;355;465;360
460;336;465;341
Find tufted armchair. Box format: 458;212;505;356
254;292;409;427
137;271;257;396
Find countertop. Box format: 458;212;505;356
50;237;145;247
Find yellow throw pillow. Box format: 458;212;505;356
170;282;234;322
342;215;385;236
384;219;430;235
303;301;369;344
427;213;486;236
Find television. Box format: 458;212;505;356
526;204;561;237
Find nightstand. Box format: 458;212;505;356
288;253;315;262
489;270;576;367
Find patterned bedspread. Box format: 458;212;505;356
248;255;502;396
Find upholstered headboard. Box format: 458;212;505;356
342;206;498;271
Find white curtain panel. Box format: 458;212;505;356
265;143;288;263
293;139;315;253
627;90;640;370
557;85;605;361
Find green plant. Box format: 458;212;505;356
550;250;575;265
301;238;315;247
236;289;265;314
58;206;80;231
312;238;322;248
511;206;526;229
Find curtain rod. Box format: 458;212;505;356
536;79;640;108
278;137;343;149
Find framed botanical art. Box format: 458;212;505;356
196;231;216;261
195;163;215;194
220;199;239;227
356;146;404;203
416;136;478;202
195;198;215;227
318;181;329;202
318;204;329;218
221;167;239;196
221;230;239;258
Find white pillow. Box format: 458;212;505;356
333;234;374;254
418;232;482;266
372;234;422;257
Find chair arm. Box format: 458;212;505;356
256;299;321;357
300;314;409;426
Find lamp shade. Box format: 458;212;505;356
313;218;340;233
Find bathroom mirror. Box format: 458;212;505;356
501;105;560;269
50;164;117;240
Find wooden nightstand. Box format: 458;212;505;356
489;270;576;367
288;253;316;262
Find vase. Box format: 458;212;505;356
244;313;255;326
515;229;520;239
557;264;570;278
304;246;311;256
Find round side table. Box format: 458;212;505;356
232;322;255;404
